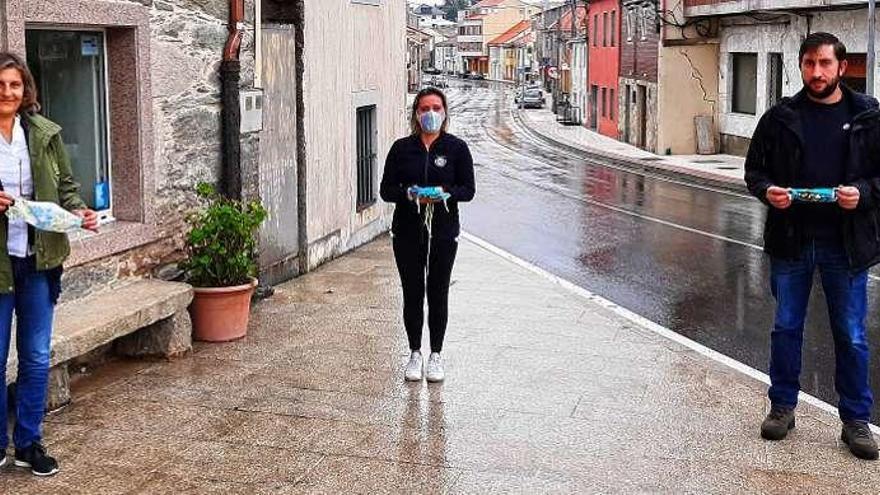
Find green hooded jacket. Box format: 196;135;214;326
0;113;88;294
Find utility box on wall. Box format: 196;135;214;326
240;89;264;133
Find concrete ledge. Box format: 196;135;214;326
4;279;193;407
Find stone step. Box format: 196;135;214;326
4;279;194;402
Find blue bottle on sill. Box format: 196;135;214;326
94;181;109;210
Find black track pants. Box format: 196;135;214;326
392;234;458;353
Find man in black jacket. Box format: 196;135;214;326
745;32;880;460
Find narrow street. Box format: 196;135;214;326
448;80;880;420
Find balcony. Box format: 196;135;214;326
684;0;867;17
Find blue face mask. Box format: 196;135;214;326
418;110;445;134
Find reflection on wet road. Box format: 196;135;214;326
449;80;880;419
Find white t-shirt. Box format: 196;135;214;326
0;116;34;258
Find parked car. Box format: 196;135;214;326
468;72;486;80
423;67;441;75
430;75;449;88
518;89;545;109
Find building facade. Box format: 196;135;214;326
488;20;532;81
457;0;537;75
619;0;659;151
7;0;407;299
677;0;878;156
413;3;456;29
588;0;622;137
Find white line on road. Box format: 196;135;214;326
474;123;880;283
462;231;880;433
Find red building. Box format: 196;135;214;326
587;0;621;138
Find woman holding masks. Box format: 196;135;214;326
380;87;475;383
0;53;98;476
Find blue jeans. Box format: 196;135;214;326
0;256;55;449
769;239;873;422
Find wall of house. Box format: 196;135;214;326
588;0;621;137
6;0;261;299
717;9;877;154
656;43;720;155
302;0;407;270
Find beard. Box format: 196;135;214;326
804;74;841;99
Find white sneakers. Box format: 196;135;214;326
404;351;445;383
426;352;444;383
405;351;424;381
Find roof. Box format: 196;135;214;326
488;20;531;46
473;0;507;7
511;32;535;47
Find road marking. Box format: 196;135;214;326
462;232;880;432
454;87;880;283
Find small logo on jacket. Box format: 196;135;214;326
434;156;447;168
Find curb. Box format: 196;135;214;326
512;109;750;195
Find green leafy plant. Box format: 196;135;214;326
180;183;268;288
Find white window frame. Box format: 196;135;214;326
26;25;115;224
625;9;634;42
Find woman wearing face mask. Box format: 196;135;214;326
380;87;475;383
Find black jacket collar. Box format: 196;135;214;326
770;84;880;141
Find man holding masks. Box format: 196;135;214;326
745;32;880;460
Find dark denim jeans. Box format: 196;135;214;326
769;239;873;422
0;256;55;449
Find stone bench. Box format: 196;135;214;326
4;279;193;409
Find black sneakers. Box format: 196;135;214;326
760;405;796;440
14;442;60;476
841;421;879;461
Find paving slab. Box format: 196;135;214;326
2;235;878;493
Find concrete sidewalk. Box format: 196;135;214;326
517;103;747;191
2;235;878;493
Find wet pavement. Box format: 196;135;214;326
4;236;880;493
446;80;880;422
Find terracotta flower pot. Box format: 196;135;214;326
189;278;258;342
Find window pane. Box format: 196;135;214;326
603;12;608;47
26;29;110;211
611;11;616;46
602;88;607;117
356;105;377;209
610;88;615;120
732;53;758;115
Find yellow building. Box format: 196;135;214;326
458;0;538;75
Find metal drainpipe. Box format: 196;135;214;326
221;0;244;199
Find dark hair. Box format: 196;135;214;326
0;52;39;114
799;32;847;64
410;87;449;136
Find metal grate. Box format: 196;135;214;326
356;105;377;210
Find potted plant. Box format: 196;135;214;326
181;183;267;342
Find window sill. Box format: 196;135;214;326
66;221;164;268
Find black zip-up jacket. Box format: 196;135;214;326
745;85;880;272
380;132;475;239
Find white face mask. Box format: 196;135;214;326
418;110;445;134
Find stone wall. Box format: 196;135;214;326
6;0;260;296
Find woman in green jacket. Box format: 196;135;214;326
0;52;97;476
